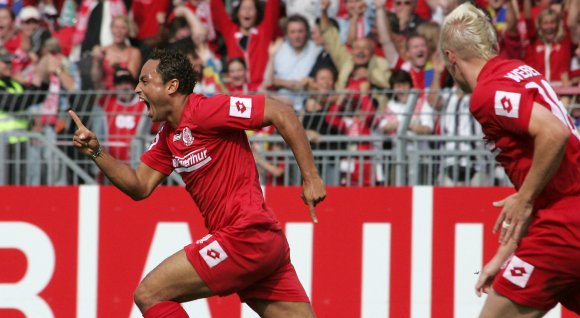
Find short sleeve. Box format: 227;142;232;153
195;94;265;132
140;123;174;175
472;83;535;136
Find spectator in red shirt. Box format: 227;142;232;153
522;0;578;86
210;0;280;88
0;7;18;52
96;67;146;166
131;0;171;42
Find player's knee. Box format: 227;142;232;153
134;282;156;311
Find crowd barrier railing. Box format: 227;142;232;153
1;87;578;186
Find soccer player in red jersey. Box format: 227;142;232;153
440;3;580;317
69;49;326;318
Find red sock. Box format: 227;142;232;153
143;301;189;318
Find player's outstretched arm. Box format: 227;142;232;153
493;103;570;244
475;238;517;297
69;110;166;200
262;98;326;222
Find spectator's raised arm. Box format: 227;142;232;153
567;0;579;30
173;5;208;45
375;0;399;68
210;0;236;35
320;0;351;71
258;0;281;41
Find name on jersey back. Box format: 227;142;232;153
504;65;541;83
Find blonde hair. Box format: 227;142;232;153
112;15;138;38
536;9;564;44
439;3;498;64
417;21;441;56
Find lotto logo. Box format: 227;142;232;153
502;255;534;288
510;266;527;277
199;240;228;268
494;91;521;118
206;249;220;259
229;97;252;118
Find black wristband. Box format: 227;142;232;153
90;146;103;161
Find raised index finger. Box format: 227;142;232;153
68;110;86;129
308;203;318;224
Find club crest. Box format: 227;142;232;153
183;127;194;146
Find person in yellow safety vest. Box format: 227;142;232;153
0;78;29;144
0;50;42;184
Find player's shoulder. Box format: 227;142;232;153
473;58;538;102
478;57;541;88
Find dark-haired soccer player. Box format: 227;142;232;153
70;49;325;318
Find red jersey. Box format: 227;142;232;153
471;57;580;208
210;0;280;88
103;95;146;162
524;37;571;85
141;94;280;232
132;0;171;40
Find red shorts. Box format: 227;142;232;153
493;195;580;313
184;224;309;303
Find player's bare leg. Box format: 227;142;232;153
479;288;547;318
134;249;214;313
248;299;316;318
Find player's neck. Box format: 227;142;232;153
461;58;488;91
167;95;190;128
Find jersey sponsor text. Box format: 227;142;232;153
172;148;212;172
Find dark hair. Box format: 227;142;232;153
226;57;247;71
169;16;190;37
389;70;413;88
405;32;427;49
149;48;197;94
285;14;310;36
313;65;338;83
232;0;264;27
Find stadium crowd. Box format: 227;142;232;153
0;0;579;186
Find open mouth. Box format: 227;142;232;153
241;16;254;26
140;97;152;116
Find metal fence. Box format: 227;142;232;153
1;88;578;186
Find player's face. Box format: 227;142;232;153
135;60;171;122
445;59;472;93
